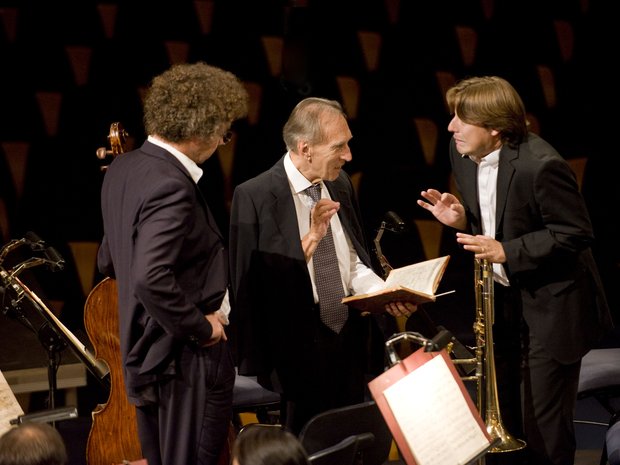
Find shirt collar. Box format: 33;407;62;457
284;152;317;193
148;135;203;184
465;148;501;167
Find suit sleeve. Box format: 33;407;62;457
502;157;594;275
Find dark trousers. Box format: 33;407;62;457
281;317;367;435
488;284;581;465
135;341;235;465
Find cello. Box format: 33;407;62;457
85;123;235;465
85;123;144;465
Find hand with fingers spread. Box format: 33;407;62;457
417;189;467;230
302;199;340;262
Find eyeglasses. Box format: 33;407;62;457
222;130;233;145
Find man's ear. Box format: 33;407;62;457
299;141;310;160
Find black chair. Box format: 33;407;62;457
607;414;620;465
578;348;620;414
232;373;281;430
298;401;396;465
307;434;362;465
575;348;620;465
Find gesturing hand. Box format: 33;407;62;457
417;189;467;230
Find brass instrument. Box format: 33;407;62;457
468;258;526;454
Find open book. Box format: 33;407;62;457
342;255;450;313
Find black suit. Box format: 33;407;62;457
98;140;235;465
229;155;385;433
450;133;613;464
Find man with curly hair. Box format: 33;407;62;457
97;62;248;465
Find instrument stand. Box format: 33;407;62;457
37;321;67;413
373;215;476;374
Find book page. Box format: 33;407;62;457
383;356;489;465
0;370;24;436
384;256;448;295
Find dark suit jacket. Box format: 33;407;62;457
97;140;228;404
450;133;613;363
229;156;383;394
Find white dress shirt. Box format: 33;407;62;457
475;149;510;286
283;153;385;302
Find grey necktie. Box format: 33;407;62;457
306;183;348;333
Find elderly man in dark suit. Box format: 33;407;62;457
418;76;613;465
97;62;248;465
229;97;415;434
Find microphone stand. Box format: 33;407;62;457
372;214;475;373
0;234;110;420
373;220;394;279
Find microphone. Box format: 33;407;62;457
10;407;78;425
424;327;454;352
44;247;65;272
25;231;45;251
384;211;407;233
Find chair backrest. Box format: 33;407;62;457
608;416;620;465
298;401;392;465
307;435;360;465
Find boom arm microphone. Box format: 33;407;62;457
384;211;406;233
44;247;65;271
25;231;45;251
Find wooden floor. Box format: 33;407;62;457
576;450;603;465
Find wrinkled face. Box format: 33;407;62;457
448;112;500;159
303;112;353;181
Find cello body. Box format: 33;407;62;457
84;277;143;465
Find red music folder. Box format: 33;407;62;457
368;348;492;465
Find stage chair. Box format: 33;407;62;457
307;434;362;465
232;372;281;430
607;414;620;465
298;400;396;465
575;348;620;465
578;348;620;417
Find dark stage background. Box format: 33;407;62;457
0;0;618;462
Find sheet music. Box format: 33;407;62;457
384;256;448;295
383;356;489;465
0;370;23;436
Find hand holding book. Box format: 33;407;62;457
342;255;452;314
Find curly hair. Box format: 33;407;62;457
143;61;248;143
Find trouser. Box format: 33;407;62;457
135;341;235;465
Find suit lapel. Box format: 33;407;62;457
496;145;518;237
269;160;306;261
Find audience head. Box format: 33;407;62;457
0;423;67;465
232;424;310;465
